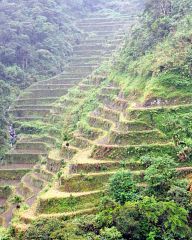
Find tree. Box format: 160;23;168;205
145;0;172;18
144;155;178;196
109;171;138;204
167;180;192;209
114;197;191;240
100;227;123;240
23;219;66;240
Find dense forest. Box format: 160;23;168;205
0;0;108;156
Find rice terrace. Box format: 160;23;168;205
0;0;192;239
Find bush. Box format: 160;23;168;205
158;72;192;88
100;227;123;240
114;197;191;240
109;171;138;204
144;155;178;196
23;219;66;239
0;227;12;240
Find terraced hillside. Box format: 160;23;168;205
0;8;139;227
14;69;192;233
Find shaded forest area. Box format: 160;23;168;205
0;0;107;155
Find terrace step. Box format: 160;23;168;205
111;98;129;111
20;207;97;225
107;129;169;145
15;142;49;152
73;44;115;52
91;143;176;160
9;109;51;118
0;198;7;206
46;149;66;173
14;116;48;122
29;83;74;90
14;105;53;110
11;149;47;154
86;30;119;36
35;165;54;182
60;172;114;192
78;84;96;91
69;160;119;173
60;170;143;192
69;56;109;65
93;106;120;122
78;17;133;24
40;77;81;85
0;163;34;170
16;97;57;106
78;20;131;26
1;204;17;227
70;135;91;149
28;172;47;189
116;121;152;132
19;136;57;145
78;127;104;140
4;151;45;164
177;167;192;177
0;168;30;180
88;115;113;131
87;34;125;41
64;65;98;74
22;89;69;98
69;159;143;174
19;175;41;203
78;24;126;32
61;144;79;160
101;86;121;95
0;179;20;187
56;73;89;78
125;104;192;121
73;50;109;57
36;190;103;215
82;38;122;45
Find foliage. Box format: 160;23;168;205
157;72;192;88
10;195;23;204
143;155;178;196
117;0;192;71
76;196;191;240
100;227;123;240
0;0;80;155
113;0;192;106
0;0;80;86
166;180;192;209
0;80;14;158
23;219;66;239
0;227;12;240
141;154;192;209
109;170;139;204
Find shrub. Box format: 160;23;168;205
144;155;178;196
23;219;66;239
100;227;123;240
109;171;138;204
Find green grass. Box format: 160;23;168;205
37;192;103;214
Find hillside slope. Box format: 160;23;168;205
1;0;192;239
0;0;141;234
